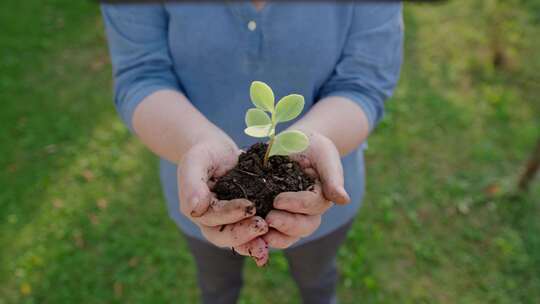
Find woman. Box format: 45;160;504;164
101;1;403;303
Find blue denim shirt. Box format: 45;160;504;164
101;2;403;245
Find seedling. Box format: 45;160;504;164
213;81;315;221
244;81;309;167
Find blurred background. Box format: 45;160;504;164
1;0;539;303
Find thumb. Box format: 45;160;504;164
186;190;213;218
322;181;350;205
311;139;351;205
178;149;213;218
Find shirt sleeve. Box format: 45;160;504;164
317;3;404;133
101;3;182;132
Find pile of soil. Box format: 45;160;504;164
212;143;315;218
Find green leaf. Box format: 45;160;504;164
245;108;271;127
244;124;273;138
269;130;309;156
274;94;305;123
250;81;275;112
268;140;289;156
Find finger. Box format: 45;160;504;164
195;198;256;227
262;229;300;249
288;154;318;179
178;144;240;218
234;237;269;267
201;216;268;247
286;154;318;178
207;177;217;189
294;153;313;169
212;145;240;178
273;183;332;215
266;210;321;238
178;149;214;218
294;139;350;204
312;145;350;204
303;167;319;179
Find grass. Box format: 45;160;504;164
1;0;539;303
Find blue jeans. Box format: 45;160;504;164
184;220;353;304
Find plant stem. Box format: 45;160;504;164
263;135;274;168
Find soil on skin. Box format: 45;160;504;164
212;143;315;218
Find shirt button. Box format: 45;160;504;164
247;20;257;31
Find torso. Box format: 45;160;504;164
164;2;352;130
158;2;369;244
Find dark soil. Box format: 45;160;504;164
212;143;315;218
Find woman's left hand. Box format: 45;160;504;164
263;131;351;249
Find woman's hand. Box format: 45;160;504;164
263;132;350;249
178;136;269;266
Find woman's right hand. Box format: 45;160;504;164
178;136;269;266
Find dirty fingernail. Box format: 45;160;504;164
244;204;256;216
253;218;268;233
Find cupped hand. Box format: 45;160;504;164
178;137;269;266
263;131;350;249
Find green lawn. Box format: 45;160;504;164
1;1;539;303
